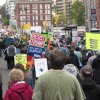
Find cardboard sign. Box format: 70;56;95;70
14;54;27;69
34;58;48;77
86;32;100;50
27;45;44;56
29;33;46;48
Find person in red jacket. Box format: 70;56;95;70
4;69;33;100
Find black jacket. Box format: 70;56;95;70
81;78;100;100
92;55;100;84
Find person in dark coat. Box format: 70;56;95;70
0;39;5;57
78;65;100;100
4;43;16;69
69;48;79;69
92;51;100;85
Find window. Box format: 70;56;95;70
33;21;38;26
27;16;30;21
40;4;42;9
45;10;47;14
40;15;43;20
48;10;50;14
35;15;38;20
36;22;38;26
45;10;50;14
20;11;22;14
32;10;38;14
27;5;30;9
45;15;51;20
20;16;26;21
47;4;50;9
27;10;30;14
32;4;38;9
45;4;48;9
40;10;43;14
33;15;38;20
45;4;50;9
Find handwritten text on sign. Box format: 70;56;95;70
30;34;46;48
34;58;48;77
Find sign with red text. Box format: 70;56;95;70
29;33;46;48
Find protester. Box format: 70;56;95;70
63;64;79;77
33;50;85;100
15;63;35;89
4;69;33;100
92;50;100;85
4;43;16;69
0;39;5;57
78;65;100;100
87;50;100;66
69;47;80;69
74;47;83;68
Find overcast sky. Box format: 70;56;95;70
0;0;6;6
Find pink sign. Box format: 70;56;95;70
29;34;46;48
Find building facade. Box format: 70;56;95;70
6;0;15;19
84;0;97;30
56;0;71;25
96;0;100;29
15;0;52;30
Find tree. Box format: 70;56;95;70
70;0;85;26
3;18;9;25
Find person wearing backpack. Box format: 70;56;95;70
6;43;16;69
4;69;33;100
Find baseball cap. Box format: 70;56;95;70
80;65;93;76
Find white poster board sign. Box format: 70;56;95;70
34;58;48;77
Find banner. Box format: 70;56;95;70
29;33;46;48
34;58;48;77
27;45;44;56
86;32;100;50
14;54;27;69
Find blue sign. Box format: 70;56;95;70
27;45;44;56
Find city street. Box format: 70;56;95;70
0;54;10;97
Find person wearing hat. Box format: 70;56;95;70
77;65;100;100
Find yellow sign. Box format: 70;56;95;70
23;24;31;30
14;54;27;69
86;32;100;50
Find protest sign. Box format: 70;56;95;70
86;32;100;50
34;58;48;77
29;33;46;48
27;45;44;56
41;33;48;43
14;54;27;69
23;24;31;30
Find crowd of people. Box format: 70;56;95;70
0;31;100;100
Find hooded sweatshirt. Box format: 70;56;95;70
81;78;100;100
4;81;33;100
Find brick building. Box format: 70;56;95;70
15;0;52;30
96;0;100;29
